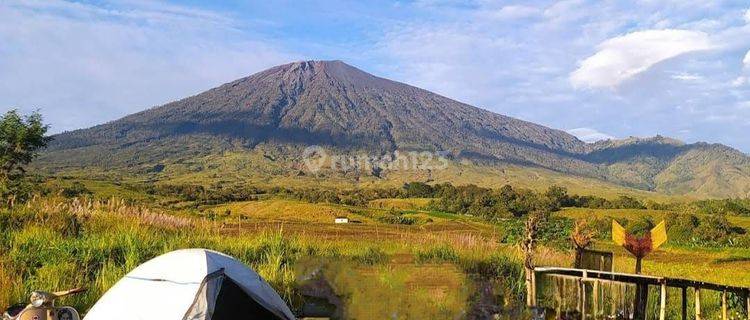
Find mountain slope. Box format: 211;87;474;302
584;136;750;197
36;60;750;198
42;60;597;173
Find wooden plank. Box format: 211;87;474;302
695;288;702;320
635;283;649;320
610;281;617;317
723;290;728;320
577;277;583;317
660;283;667;320
682;287;687;320
525;267;533;307
593;280;600;318
555;277;562;319
531;270;537;307
581;278;587;320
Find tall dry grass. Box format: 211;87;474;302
1;196;528;317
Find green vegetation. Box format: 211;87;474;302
0;195;529;318
4;176;750;318
0;109;50;205
560;208;750;248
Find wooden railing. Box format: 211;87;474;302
532;267;750;320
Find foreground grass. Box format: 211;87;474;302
5;195;750;318
0;197;527;319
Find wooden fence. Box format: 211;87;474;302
532;267;750;320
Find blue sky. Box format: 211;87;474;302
1;0;750;152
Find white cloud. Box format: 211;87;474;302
484;5;540;20
730;50;750;87
744;8;750;23
570;29;714;88
567;128;616;143
3;0;750;152
731;76;747;87
671;72;703;81
0;1;297;133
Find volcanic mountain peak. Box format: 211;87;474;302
38;60;750;198
255;60;401;92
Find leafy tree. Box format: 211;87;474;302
0;109;51;204
403;182;434;198
544;185;571;208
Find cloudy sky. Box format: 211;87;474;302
2;0;750;152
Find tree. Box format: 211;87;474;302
544;185;570;208
0;109;51;205
402;182;434;198
521;210;548;307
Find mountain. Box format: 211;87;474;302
36;60;750;198
582;136;750;197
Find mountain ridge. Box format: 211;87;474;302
37;60;750;198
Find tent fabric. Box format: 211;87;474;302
211;277;284;320
184;270;224;320
84;249;296;320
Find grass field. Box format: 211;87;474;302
3;188;750;319
0;196;532;319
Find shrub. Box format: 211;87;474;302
61;182;91;198
377;214;416;225
351;247;388;265
415;245;459;263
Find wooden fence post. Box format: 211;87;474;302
634;283;649;320
660;282;667;320
593;280;600;318
525;267;536;307
695;287;701;320
682;287;687;320
573;279;583;312
581;271;587;320
722;290;728;320
531;270;537;307
555;277;562;319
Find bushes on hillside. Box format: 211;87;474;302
140;184;268;204
580;213;748;248
693;199;750;216
61;182;91;198
566;195;645;210
287;187;402;207
428;184;560;221
402;182;435;198
665;212;746;246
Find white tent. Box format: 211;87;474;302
84;249;296;320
